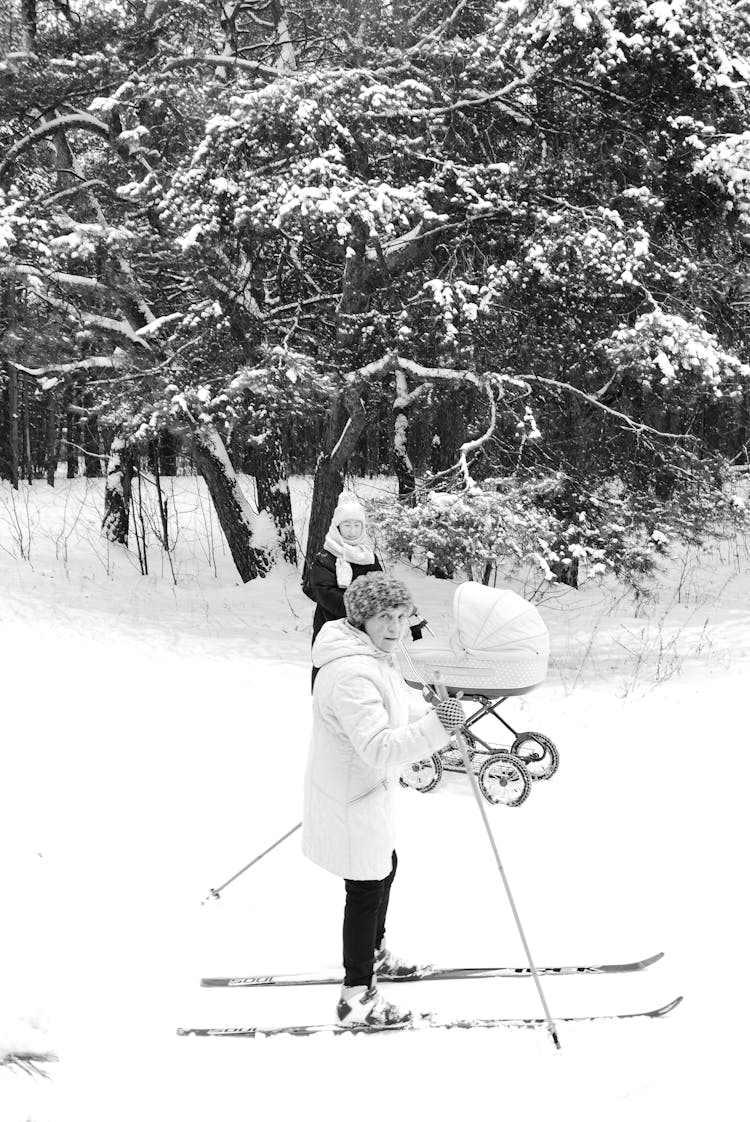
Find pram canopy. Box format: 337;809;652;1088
399;581;549;694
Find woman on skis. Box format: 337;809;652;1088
302;571;465;1028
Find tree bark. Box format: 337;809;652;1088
45;390;58;486
393;369;418;502
3;274;20;488
307;217;378;559
393;411;415;500
190;422;273;582
550;557;579;589
102;434;133;544
270;0;297;73
215;1;240;81
148;429;179;476
20;0;36;51
82;396;102;477
306;387;369;562
64;392;78;477
21;358;32;483
254;430;297;565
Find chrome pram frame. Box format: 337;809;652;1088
399;675;559;809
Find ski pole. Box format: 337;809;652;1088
201;822;302;905
433;673;561;1050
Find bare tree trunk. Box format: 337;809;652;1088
160;429;179;475
3;272;19;489
393;413;415;499
191;422;273;582
82;395;102;476
307;217;376;559
214;1;240;80
270;0;297;73
20;0;36;52
21;359;32;483
64;392;78;477
393;369;419;502
427;557;454;579
550;557;580;589
306;389;369;562
149;430;179;477
45;390;58;486
102;434;133;544
254;430;297;565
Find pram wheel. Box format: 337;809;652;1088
399;754;443;794
477;755;531;807
511;732;560;781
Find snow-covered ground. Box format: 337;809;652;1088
1;475;748;1122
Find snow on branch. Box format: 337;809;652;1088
343;354;396;385
547;74;636;109
0;114;109;182
391;356;679;446
457;380;497;487
396;356;479;386
268;294;337;318
135;313;183;339
16;355;128;385
0;265;116;299
520;373;693;441
31;289;151;347
159;50;278;82
340;353;472;392
39;178;113;207
371;77;532;126
394;374;430;410
412;0;471;50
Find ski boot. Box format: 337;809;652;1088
375;942;431;979
337;984;412;1027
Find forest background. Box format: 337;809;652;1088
2;0;750;590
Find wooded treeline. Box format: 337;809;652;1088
1;0;749;587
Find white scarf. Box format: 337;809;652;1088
324;527;375;588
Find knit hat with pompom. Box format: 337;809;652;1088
330;492;367;529
344;572;413;629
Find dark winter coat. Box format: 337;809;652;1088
308;548;383;646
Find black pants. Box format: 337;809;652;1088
343;851;397;988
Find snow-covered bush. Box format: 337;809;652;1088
370;485;559;584
370;470;749;592
600;310;750;403
693;132;750;235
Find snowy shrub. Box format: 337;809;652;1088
599;309;750;403
693;132;750;233
369;484;560;584
370;473;739;592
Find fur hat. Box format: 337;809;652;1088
331;492;366;529
344;572;414;629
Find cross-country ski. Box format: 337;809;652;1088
200;951;664;988
177;996;683;1038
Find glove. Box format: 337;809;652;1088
435;697;466;731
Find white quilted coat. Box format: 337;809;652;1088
302;619;449;880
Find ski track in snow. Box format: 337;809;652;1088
1;477;749;1122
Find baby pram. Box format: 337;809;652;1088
398;582;559;808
